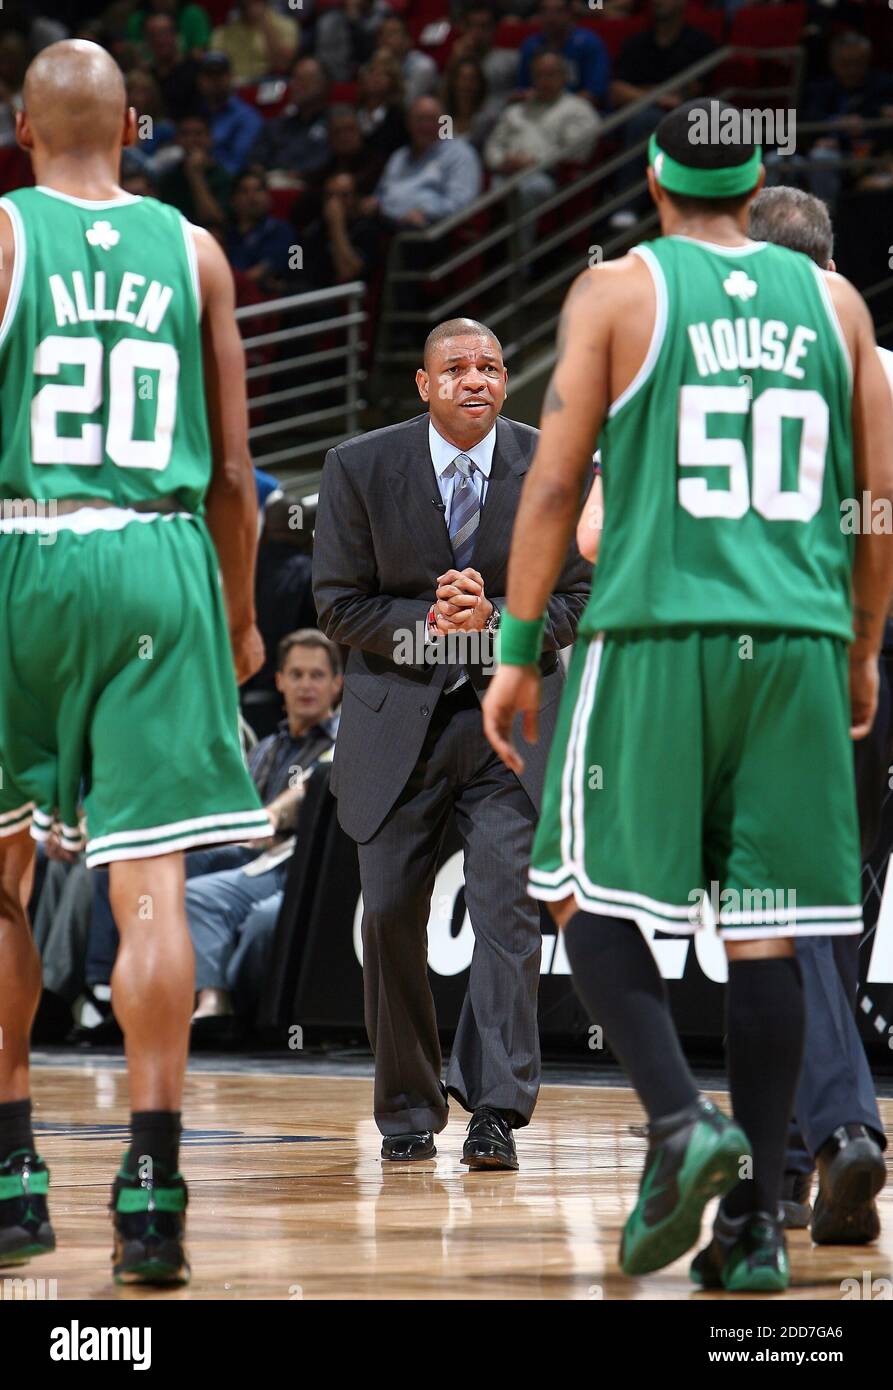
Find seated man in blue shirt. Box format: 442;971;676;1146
365;94;483;228
188;631;342;1034
197;49;264;177
224;170;297;296
518;0;610;106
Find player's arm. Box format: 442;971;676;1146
503;267;614;623
829;272;893;736
193;225;264;686
0;205;15;327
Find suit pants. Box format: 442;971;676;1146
357;682;542;1136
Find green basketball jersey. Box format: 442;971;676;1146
584;236;854;642
0;187;211;514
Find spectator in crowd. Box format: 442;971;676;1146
123;68;177;174
451;2;519;103
367;94;483;227
374;14;438;104
610;0;716;225
302;171;382;286
442;55;503;150
248;56;331;184
796;31;893;206
317;105;383;197
0;32;27;148
211;0;301;84
128;0;211;59
485;51;600;248
611;0;715;110
145;10;199;119
518;0;611;106
355;52;408;167
225;169;297;296
188;632;343;1037
158;112;231;229
196;50;264;176
242;496;319;739
315;0;391;82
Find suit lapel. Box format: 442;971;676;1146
388;415;455;574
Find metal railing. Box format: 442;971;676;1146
236;281;367;497
371;42;806;413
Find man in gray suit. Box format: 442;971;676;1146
313;317;590;1168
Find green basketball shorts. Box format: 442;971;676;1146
0;514;270;867
529;628;862;940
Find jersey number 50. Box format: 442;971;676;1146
31;335;180;471
678;383;829;523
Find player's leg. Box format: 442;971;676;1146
107;850;193;1285
692;631;861;1293
531;634;750;1277
0;826;56;1263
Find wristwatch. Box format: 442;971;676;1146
484;603;501;632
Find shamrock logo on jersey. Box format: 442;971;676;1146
85;220;120;251
723;269;757;301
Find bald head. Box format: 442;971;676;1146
22;40;127;156
423;317;501;369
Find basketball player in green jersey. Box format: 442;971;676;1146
0;41;273;1283
483;99;893;1292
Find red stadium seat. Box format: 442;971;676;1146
329;81;359;105
494;19;540;50
578;16;648;61
684;5;725;43
729;3;807;48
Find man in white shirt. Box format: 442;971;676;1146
484;51;600;252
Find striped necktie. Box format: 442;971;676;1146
449;454;480;567
443;454;481;692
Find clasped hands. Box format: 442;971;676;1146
430;568;493;635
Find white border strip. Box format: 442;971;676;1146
86;820;273;868
0;509;190;535
35;186;142;210
87;808;271;854
811;263;853;392
181;217;201;320
0;197;26;349
0;801;34;837
608;245;668;417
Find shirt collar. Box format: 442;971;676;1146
428;419;496;481
277;714;339;742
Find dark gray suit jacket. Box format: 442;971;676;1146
312;412;592;843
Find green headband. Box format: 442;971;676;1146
648;134;762;198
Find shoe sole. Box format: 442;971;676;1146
461;1154;518;1171
114;1259;190;1286
380;1149;437;1162
812;1143;886;1245
0;1226;56;1267
622;1125;749;1277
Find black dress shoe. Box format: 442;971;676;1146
461;1107;518;1171
811;1124;886;1245
381;1131;436;1162
781;1171;813;1230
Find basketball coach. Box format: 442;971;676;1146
312;317;591;1168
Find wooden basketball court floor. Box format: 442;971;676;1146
17;1058;893;1301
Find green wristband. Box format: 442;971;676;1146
498;610;546;667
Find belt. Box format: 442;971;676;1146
8;496;187;517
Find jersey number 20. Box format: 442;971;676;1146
31;335;180;471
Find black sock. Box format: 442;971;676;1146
721;956;805;1219
564;912;699;1122
125;1111;182;1179
0;1098;35;1160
